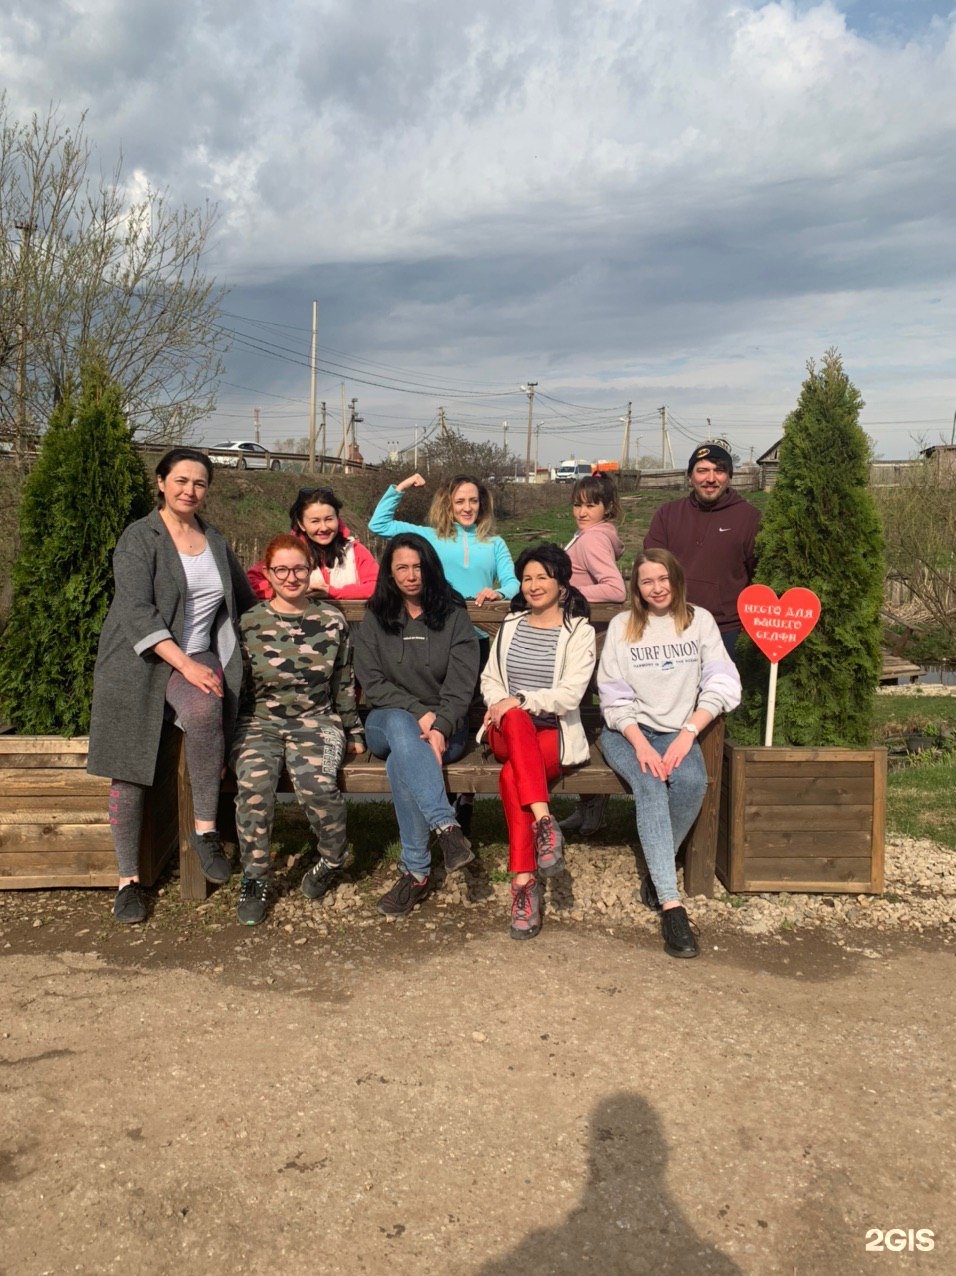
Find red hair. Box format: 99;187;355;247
264;533;309;567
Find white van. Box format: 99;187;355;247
555;459;593;483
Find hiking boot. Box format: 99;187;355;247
533;814;565;877
237;875;269;926
301;856;342;901
113;882;147;924
509;879;542;941
436;823;474;872
559;794;608;837
453;794;474;839
661;905;699;959
378;872;431;917
639;874;662;912
190;830;232;884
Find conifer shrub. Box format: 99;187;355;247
733;350;884;747
0;363;151;734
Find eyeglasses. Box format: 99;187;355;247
268;565;310;580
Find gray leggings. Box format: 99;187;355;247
109;652;224;878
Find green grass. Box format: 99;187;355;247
871;694;956;740
886;755;956;849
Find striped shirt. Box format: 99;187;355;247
506;617;560;727
179;545;225;655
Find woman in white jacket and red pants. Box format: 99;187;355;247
481;544;596;940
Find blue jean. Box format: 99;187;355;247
365;708;468;877
600;726;708;905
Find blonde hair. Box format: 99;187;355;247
625;548;693;642
429;474;496;540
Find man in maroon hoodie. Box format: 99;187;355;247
644;443;761;658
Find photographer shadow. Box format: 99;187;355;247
477;1091;741;1276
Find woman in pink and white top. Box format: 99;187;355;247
248;487;378;602
561;470;626;838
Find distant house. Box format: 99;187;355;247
920;443;956;488
756;440;782;490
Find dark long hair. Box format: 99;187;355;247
290;487;349;570
511;543;589;628
154;448;214;508
368;533;465;634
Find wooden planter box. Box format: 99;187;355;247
0;727;180;890
716;742;887;894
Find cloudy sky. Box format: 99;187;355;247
3;0;955;464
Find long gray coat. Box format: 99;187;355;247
87;509;257;786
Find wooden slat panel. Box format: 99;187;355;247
743;805;873;832
743;829;871;857
0;799;107;821
0;752;89;768
0;737;92;756
0;824;113;852
742;857;875;885
725;747;879;764
0;850;115;875
870;750;887;893
0;768;110;796
738;761;870;779
0;871;115;889
743;776;873;805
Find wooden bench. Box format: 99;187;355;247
174;601;726;901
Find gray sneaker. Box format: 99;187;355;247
190;830;232;884
533;815;565;877
237;875;269;926
436;824;474;872
510;878;542;940
559;794;607;837
113;882;147;924
301;856;342;901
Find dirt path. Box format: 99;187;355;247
1;903;953;1275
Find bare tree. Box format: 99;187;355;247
0;97;228;450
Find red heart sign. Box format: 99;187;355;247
737;585;821;664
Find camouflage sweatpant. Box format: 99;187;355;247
230;717;347;878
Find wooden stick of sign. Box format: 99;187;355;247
737;585;822;747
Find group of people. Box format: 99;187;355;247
88;441;757;959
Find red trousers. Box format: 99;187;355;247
487;709;562;874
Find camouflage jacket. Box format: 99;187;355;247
237;600;364;743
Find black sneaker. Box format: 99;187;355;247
661;905;699;959
190;830;232;884
378;872;430;917
453;795;474;839
639;875;662;912
301;856;341;901
237;875;269;926
113;882;147;924
436;824;474;872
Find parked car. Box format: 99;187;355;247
209;441;281;470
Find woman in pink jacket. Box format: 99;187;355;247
248;487;378;602
561;470;626;837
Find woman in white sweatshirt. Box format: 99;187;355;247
598;548;741;959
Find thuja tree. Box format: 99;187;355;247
0;363;151;733
735;350;884;746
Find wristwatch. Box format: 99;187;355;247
682;722;699;736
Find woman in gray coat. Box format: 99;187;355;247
88;448;256;922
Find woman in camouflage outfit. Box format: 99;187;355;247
231;534;365;925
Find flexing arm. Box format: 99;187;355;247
368;478;426;538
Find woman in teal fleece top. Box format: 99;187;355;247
368;472;519;604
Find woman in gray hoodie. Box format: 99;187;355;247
353;533;479;918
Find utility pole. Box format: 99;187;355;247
253;407;261;445
14;220;35;471
340;383;347;473
439;406;447;436
319;401;327;474
348;397;359;471
619;401;632;471
534;422;541;477
413;425;420;471
308;300;318;475
521;382;537;481
659;405;674;468
502;421;508;455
